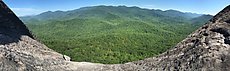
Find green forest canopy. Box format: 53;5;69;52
21;6;212;64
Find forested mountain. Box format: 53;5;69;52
21;5;213;64
21;6;205;24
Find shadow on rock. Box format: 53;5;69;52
0;1;33;45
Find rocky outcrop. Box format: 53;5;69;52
0;1;33;44
1;0;230;71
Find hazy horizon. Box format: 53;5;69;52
3;0;230;16
18;5;214;17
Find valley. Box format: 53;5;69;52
21;6;212;64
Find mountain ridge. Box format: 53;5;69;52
20;5;207;17
20;5;210;23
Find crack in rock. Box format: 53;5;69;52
226;19;230;23
210;28;230;44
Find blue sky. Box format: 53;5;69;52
3;0;230;16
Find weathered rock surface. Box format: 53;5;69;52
1;0;230;71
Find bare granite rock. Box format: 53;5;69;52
1;0;230;71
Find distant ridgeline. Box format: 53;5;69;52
20;6;213;64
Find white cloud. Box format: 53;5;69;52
141;5;155;9
119;4;157;9
11;8;44;16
